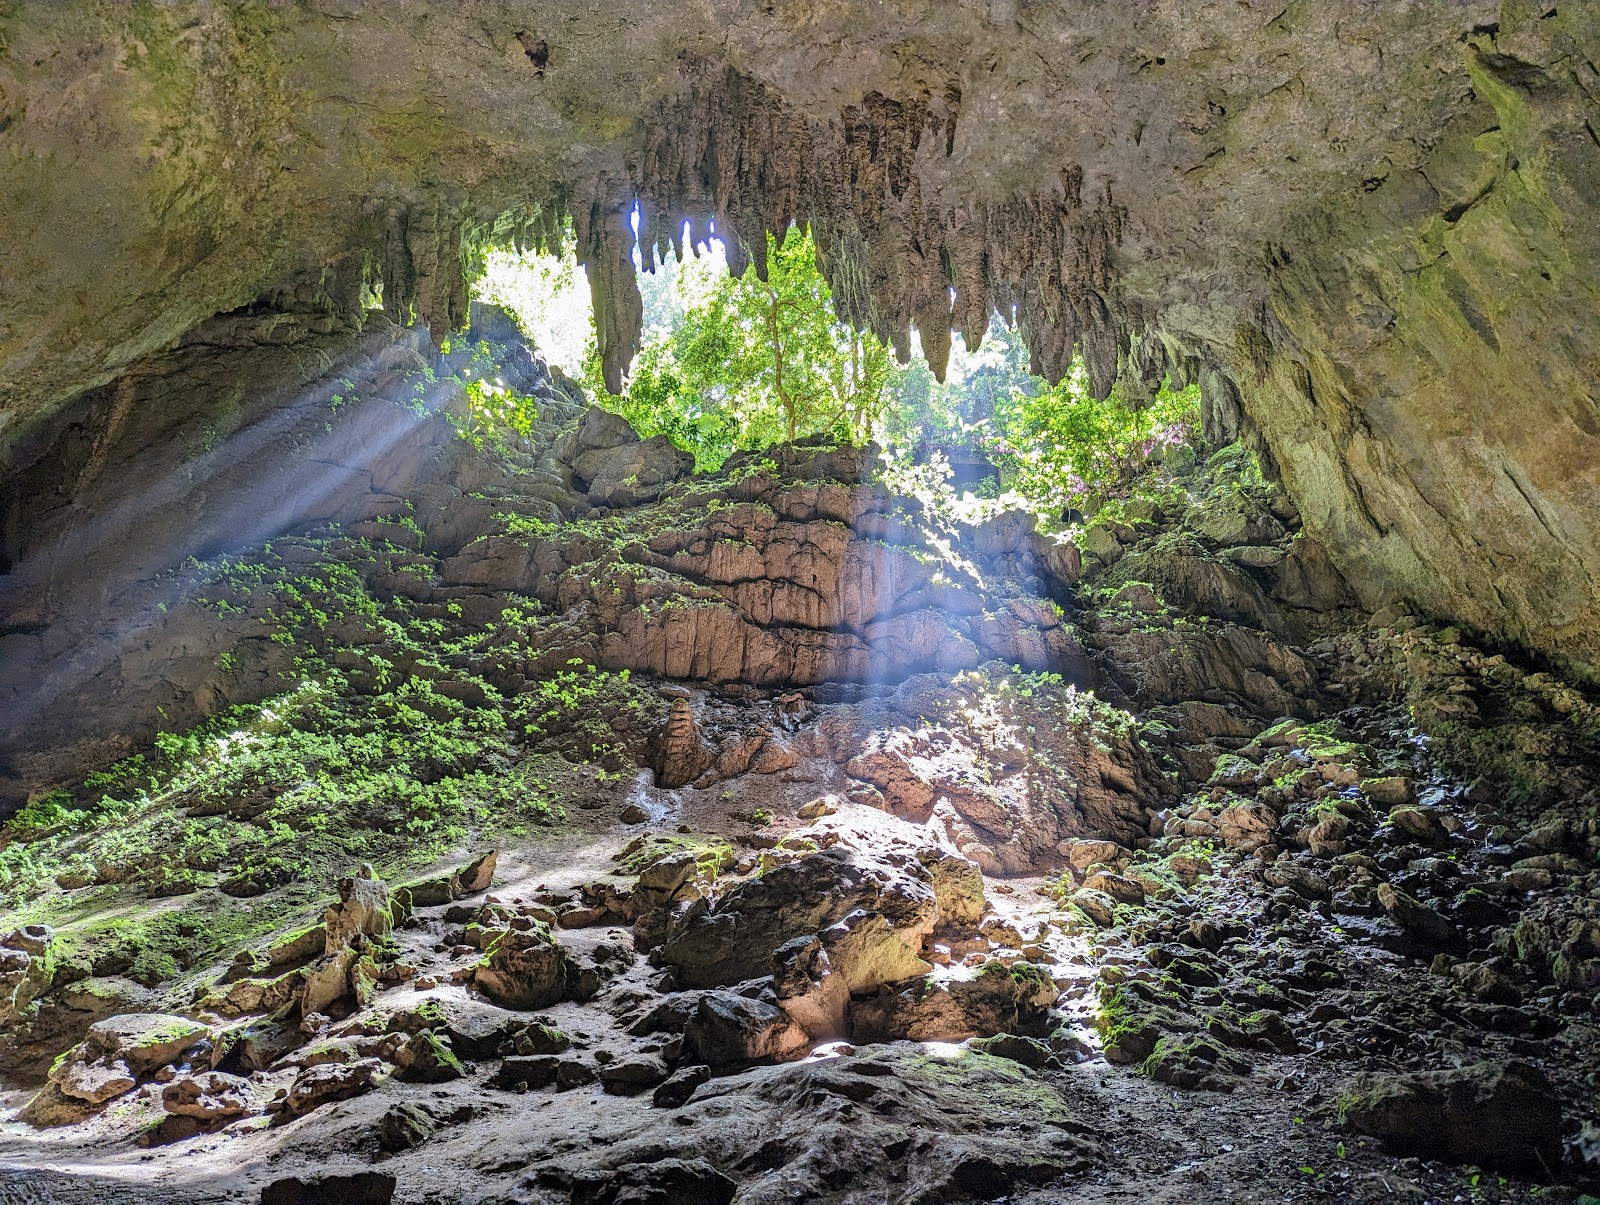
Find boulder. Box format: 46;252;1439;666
82;1013;210;1077
658;849;938;988
493;1055;560;1091
652;1064;712;1109
1070;889;1118;927
323;868;393;951
850;962;1058;1043
55;1059;137;1106
599;1053;670;1095
472;921;587;1009
547;1158;735;1205
559;405;639;460
49;1013;211;1106
457;849;498;894
161;1071;259;1121
394;1031;465;1083
260;1172;396;1205
920;849;986;926
1217;801;1277;852
1341;1061;1560;1173
1186;497;1285;547
1364;776;1416;806
1058;839;1125;872
276;1058;385;1118
1030;535;1083;586
681;991;808;1066
1377;883;1460;949
1263;862;1332;902
377;1102;437;1153
1082;871;1145;905
1143;1033;1251;1091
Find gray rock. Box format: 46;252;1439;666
472;921;587;1009
599;1053;670;1095
849;961;1058;1043
682;991;807;1066
1341;1061;1560;1173
652;1064;712;1109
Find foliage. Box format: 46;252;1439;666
581;226;894;469
985;358;1199;517
474;246;592;375
0;528;660;982
473;222;1201;507
5;790;88;838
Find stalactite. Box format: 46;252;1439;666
368;58;1140;394
571;175;644;394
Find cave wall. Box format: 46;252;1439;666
0;1;1596;673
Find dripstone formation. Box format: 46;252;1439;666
1;3;1600;1203
1;2;1597;672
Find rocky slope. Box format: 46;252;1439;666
1;313;1599;1203
0;2;1596;674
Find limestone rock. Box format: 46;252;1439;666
395;1031;465;1083
681;992;808;1066
652;1064;712;1109
573;435;694;508
260;1172;397;1205
920;849;986;927
324;868;394;952
1364;776;1416;806
1377;884;1460;949
1070;888;1118;928
55;1059;137;1106
1341;1061;1560;1173
472;922;587;1009
773;908;934;1039
599;1053;671;1095
47;1013;210;1106
457;850;498;895
161;1071;259;1121
0;924;54;1027
1217;801;1277;852
658;849;938;988
275;1058;385;1119
79;1014;209;1078
849;962;1058;1043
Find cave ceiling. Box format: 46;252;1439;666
0;0;1597;673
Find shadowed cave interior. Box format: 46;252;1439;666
0;4;1599;1204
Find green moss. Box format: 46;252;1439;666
615;833;734;878
902;1050;1073;1121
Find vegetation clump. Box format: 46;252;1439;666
476;221;1201;515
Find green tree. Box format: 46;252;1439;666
988;358;1199;514
587;225;894;467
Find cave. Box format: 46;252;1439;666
0;4;1598;1202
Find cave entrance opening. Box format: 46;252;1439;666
470;214;1204;531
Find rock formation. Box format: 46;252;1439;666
1;2;1596;673
0;9;1598;1196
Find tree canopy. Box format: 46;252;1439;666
473;220;1200;516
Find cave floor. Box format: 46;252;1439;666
1;712;1596;1205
